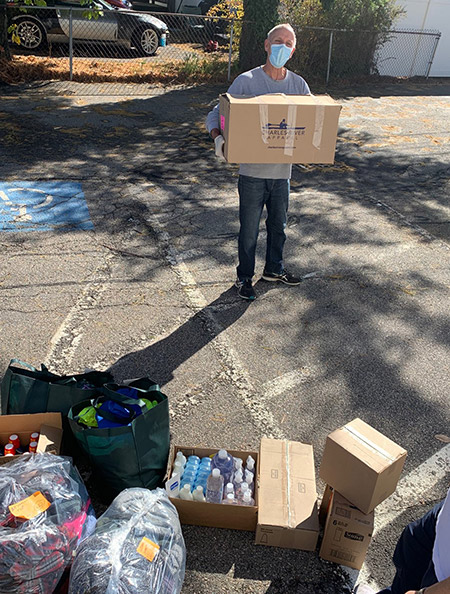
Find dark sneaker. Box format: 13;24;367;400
235;279;256;300
262;269;302;285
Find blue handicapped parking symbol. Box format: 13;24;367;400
0;182;94;232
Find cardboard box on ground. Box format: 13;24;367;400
0;412;63;465
219;93;342;164
166;439;320;549
319;485;374;571
166;418;406;568
319;418;407;514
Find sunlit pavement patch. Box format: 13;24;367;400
0;182;94;232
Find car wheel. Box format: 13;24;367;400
14;18;47;51
133;27;159;56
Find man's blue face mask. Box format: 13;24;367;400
269;43;293;68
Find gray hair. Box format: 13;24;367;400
267;23;296;46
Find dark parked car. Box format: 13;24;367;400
8;0;168;56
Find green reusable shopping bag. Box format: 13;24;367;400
68;378;170;498
0;359;113;416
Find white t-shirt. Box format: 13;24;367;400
433;488;450;581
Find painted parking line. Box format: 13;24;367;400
260;368;319;399
349;443;450;590
0;182;94;232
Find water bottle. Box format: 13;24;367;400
222;493;237;505
179;484;193;500
180;470;196;490
211;449;233;484
241;490;255;506
206;468;224;503
193;485;206;502
194;468;210;494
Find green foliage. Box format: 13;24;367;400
207;0;243;50
280;0;404;79
239;0;280;71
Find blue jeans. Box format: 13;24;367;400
377;500;442;594
237;175;290;282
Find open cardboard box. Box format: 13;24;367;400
166;439;320;552
166;445;259;531
0;412;63;465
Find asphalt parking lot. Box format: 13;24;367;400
0;78;449;593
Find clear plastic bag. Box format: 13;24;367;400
0;452;96;593
69;488;186;594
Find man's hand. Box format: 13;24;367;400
214;134;226;161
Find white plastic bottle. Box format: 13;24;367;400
222;493;238;505
246;455;255;471
172;460;184;478
179;484;193;501
176;451;187;466
233;457;243;472
223;482;234;501
233;469;243;492
206;468;224;504
245;472;254;494
193;485;206;502
241;490;255;506
237;481;249;502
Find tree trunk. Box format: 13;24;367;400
239;0;279;71
0;0;11;61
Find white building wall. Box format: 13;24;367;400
376;0;450;77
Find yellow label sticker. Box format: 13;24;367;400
137;537;160;562
9;491;51;520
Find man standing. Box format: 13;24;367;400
206;23;310;300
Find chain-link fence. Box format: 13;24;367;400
4;3;442;87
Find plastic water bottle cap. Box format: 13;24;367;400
227;493;235;502
234;469;243;482
243;491;252;503
241;482;248;492
196;486;203;492
212;468;220;477
218;449;228;459
183;484;191;491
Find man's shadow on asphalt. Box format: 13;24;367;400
110;280;278;385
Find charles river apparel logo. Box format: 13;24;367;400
263;119;306;136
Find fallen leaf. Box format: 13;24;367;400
435;434;450;443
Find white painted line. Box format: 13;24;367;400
148;217;284;439
348;443;450;591
44;252;115;372
261;368;318;399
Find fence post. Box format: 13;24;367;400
69;8;73;81
425;33;440;78
326;30;333;86
227;17;234;82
